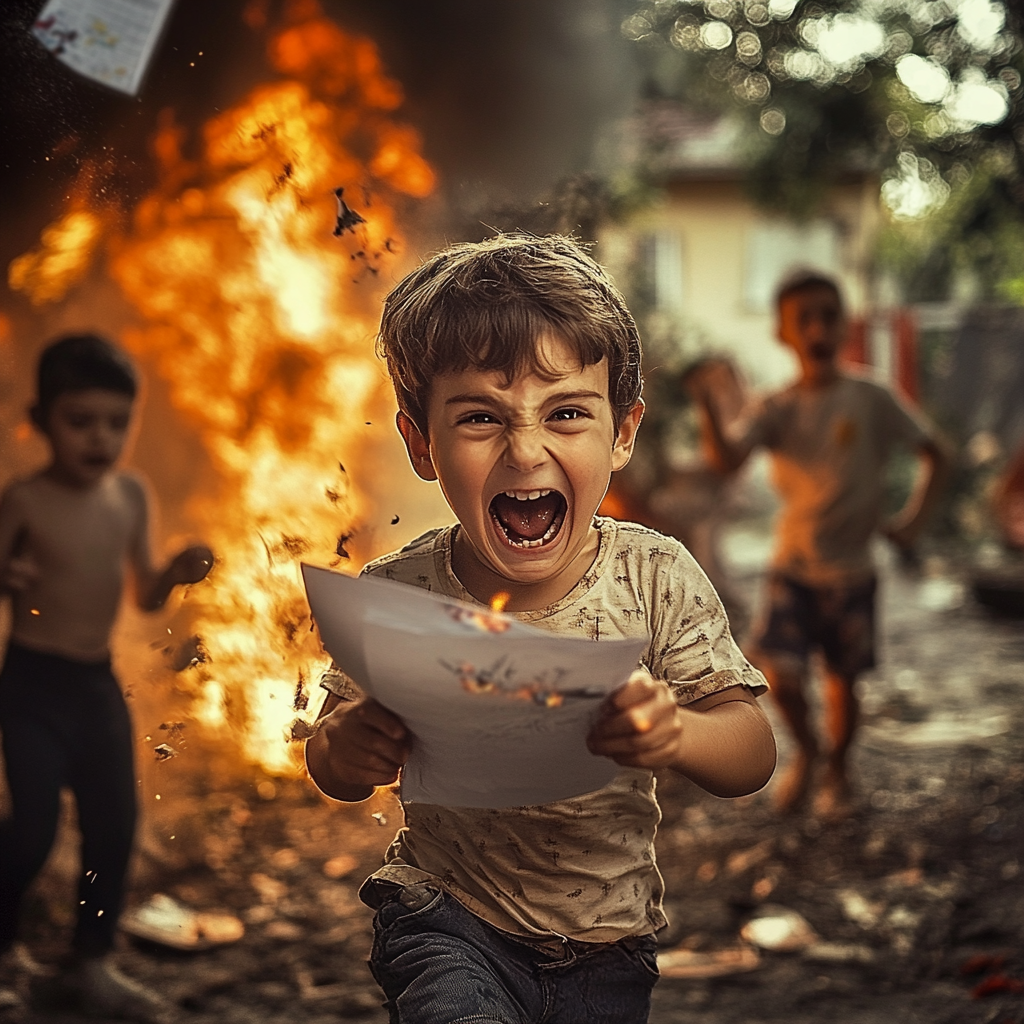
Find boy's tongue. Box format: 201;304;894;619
491;492;561;541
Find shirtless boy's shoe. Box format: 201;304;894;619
70;956;177;1024
772;752;816;814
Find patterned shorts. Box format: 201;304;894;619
752;573;877;680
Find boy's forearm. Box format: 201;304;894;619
890;442;951;541
670;699;776;797
138;567;174;611
697;399;749;473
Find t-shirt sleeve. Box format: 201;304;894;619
318;662;363;702
646;544;768;704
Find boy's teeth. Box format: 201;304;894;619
506;516;561;548
502;489;552;500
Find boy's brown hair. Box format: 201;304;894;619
378;234;643;433
775;268;843;312
32;333;139;425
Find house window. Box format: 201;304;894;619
638;230;686;317
744;221;840;313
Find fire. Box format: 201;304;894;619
9;5;436;773
489;591;511;613
8;209;104;305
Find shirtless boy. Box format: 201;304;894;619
690;272;949;817
306;235;776;1023
0;334;212;1021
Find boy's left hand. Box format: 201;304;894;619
169;545;214;585
587;668;683;770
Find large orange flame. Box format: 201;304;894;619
9;6;436;773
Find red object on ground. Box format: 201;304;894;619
971;974;1024;998
960;953;1007;976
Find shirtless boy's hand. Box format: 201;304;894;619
588;669;683;770
168;544;214;586
307;697;411;802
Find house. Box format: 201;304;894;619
597;102;912;394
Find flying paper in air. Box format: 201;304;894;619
33;0;177;96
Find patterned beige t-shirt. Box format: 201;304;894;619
321;517;766;943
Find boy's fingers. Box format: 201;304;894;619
356;700;409;742
610;738;682;769
607;670;656;711
590;714;679;753
598;689;674;739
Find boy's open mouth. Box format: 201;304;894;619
489;489;567;549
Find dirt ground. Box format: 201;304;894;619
2;552;1023;1024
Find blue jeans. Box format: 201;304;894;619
368;882;659;1024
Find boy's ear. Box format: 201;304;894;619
611;400;645;472
396;411;438;481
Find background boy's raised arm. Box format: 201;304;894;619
123;474;213;611
685;363;762;473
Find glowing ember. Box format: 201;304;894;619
489;591;511;613
8;4;435;773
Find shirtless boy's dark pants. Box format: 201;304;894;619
0;644;137;955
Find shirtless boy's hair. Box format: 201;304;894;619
378;234;643;433
33;334;138;423
775;269;843;312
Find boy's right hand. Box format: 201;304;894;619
310;698;411;799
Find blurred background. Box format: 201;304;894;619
1;1;1023;1021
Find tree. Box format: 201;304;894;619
622;0;1024;298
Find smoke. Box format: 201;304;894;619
0;0;640;253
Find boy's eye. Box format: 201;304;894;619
458;412;500;425
549;407;588;422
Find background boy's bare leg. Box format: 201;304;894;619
816;670;858;816
763;662;818;812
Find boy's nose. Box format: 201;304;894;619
503;427;547;472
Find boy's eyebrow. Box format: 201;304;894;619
444;389;607;407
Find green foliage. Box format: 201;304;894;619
623;0;1024;223
876;148;1024;300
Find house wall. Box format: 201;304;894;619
599;176;880;391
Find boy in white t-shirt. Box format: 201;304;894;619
305;234;775;1024
690;271;949;818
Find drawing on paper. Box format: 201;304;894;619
442;656;605;707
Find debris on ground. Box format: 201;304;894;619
740;907;818;952
121;894;244;951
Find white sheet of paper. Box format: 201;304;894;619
302;564;649;808
33;0;177;96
